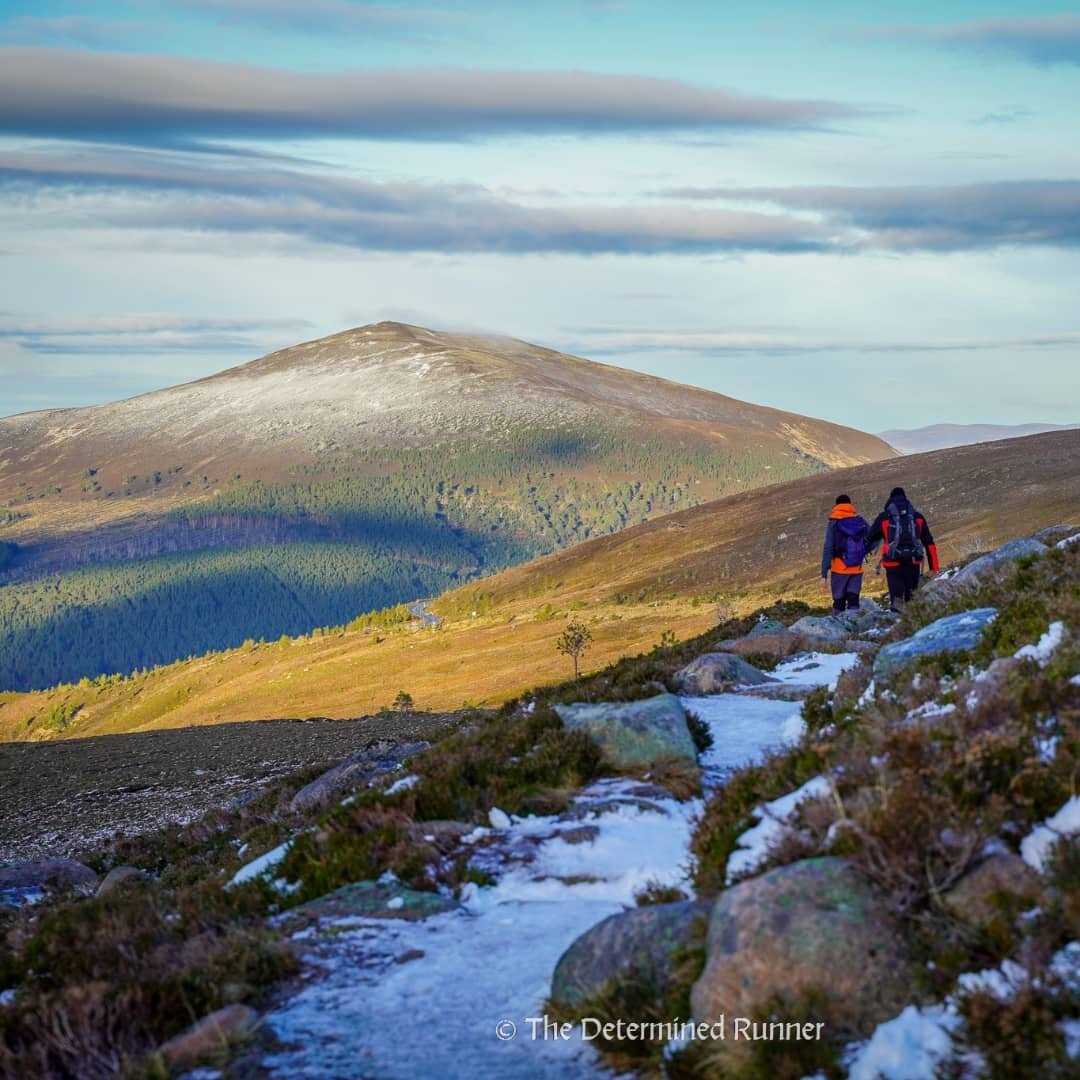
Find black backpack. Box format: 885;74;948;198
885;501;925;565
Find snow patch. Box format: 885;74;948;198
386;774;419;795
770;651;861;691
726;775;831;883
228;840;292;887
1015;621;1067;667
1021;796;1080;872
488;807;512;830
845;1004;960;1080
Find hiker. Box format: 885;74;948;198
821;494;870;613
867;486;940;613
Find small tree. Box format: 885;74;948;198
556;620;593;680
393;690;414;713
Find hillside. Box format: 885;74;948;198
880;421;1078;455
2;429;1075;742
0;322;893;691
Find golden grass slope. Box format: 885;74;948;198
2;430;1076;742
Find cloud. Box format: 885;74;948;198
563;327;1080;355
0;15;146;48
0;314;313;355
972;104;1032;126
870;15;1080;67
0;146;832;255
171;0;468;38
0;46;866;142
650;180;1080;251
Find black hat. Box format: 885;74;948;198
889;486;907;501
836;494;851;505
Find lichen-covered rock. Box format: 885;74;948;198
788;615;851;642
553;693;697;767
672;653;775;694
953;538;1048;587
715;629;805;659
873;608;998;678
691;857;913;1038
289;741;430;813
551;898;709;1009
291;880;460;923
941;852;1041;929
96;865;148;897
158;1004;259;1070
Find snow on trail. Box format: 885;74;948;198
263;658;856;1079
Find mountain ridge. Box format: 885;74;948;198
880;421;1078;455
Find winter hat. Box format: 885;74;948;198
889;487;907;501
835;494;851;505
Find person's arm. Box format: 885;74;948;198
866;512;885;557
822;521;835;579
920;515;940;572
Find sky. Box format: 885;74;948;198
1;1;1079;427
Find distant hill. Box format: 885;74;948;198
880;422;1078;455
4;429;1075;741
0;322;893;691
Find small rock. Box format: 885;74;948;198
672;653;775;695
158;1005;259;1070
553;693;698;768
551;899;710;1009
942;852;1041;929
96;866;148;898
555;825;600;846
873;608;999;679
691;857;914;1040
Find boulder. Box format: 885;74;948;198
672;653;775;695
553;693;698;768
691;857;913;1039
551;898;710;1009
941;852;1041;929
289;740;429;813
0;858;96;890
788;615;851;643
953;538;1048;587
1031;525;1079;546
715;629;805;659
873;608;998;679
158;1005;259;1070
290;880;460;923
96;866;148;898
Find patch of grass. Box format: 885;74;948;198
684;708;713;755
633;879;689;906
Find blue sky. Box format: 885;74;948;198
1;1;1079;426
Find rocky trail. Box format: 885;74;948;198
257;652;858;1079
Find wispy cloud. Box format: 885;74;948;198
650;180;1080;251
0;15;147;48
869;15;1080;67
564;327;1080;355
171;0;468;38
0;46;867;142
0;314;313;355
0;145;833;255
972;104;1032;126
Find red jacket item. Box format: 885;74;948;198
822;502;868;577
867;501;940;572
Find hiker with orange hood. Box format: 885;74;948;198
821;495;870;613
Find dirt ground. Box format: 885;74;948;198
0;713;459;862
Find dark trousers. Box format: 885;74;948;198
885;564;921;609
831;572;863;612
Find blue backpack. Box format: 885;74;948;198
834;516;869;568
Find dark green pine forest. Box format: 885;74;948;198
0;427;825;692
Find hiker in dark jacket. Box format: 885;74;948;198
821;495;870;613
867;487;940;613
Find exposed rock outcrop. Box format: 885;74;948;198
873;608;998;678
672;653;775;695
